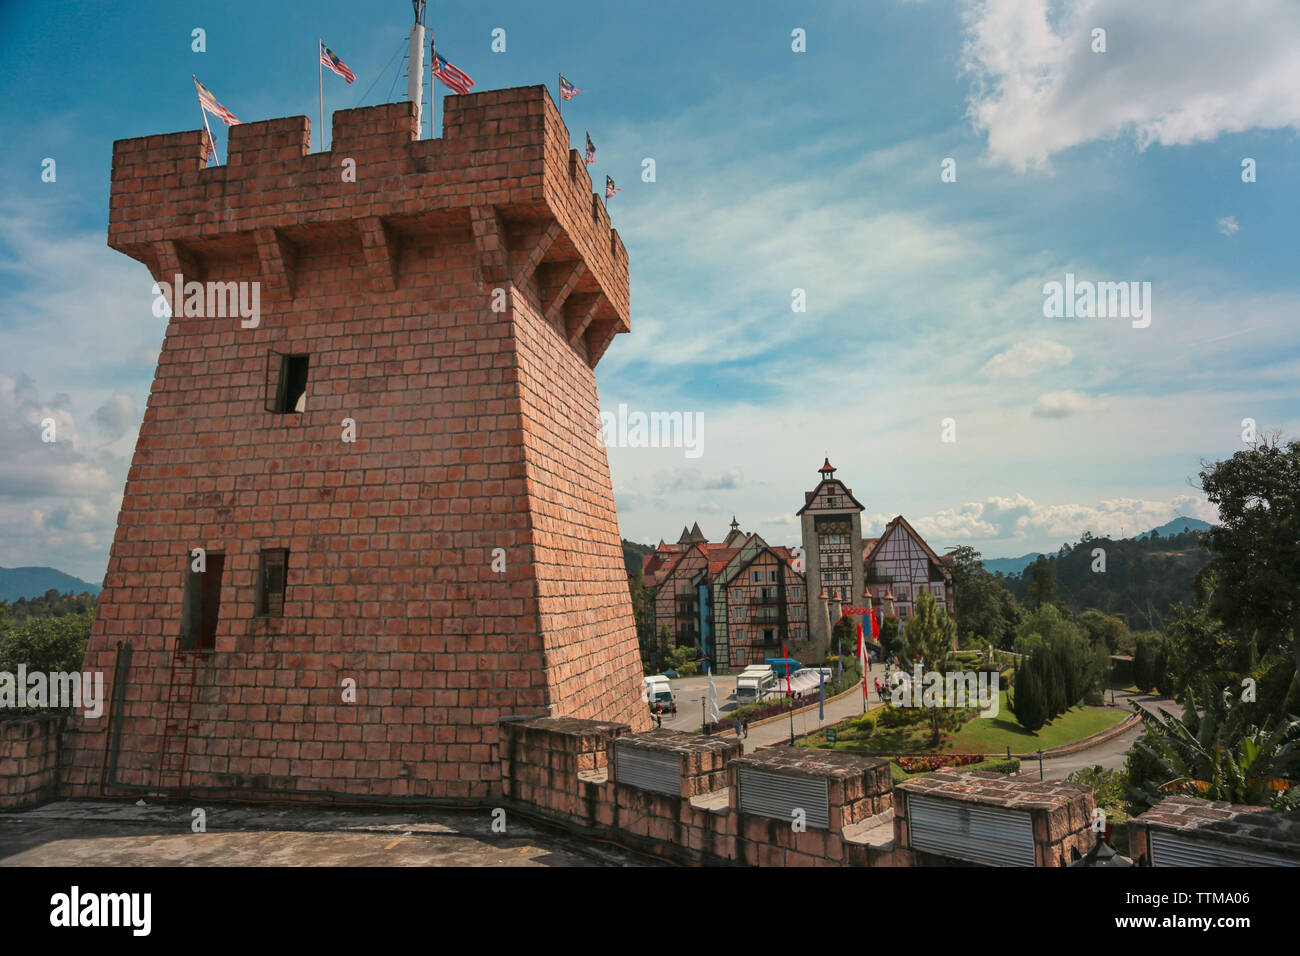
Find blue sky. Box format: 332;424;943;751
1;0;1298;581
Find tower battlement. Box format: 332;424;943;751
62;85;649;805
109;85;628;365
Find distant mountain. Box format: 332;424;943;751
984;517;1212;580
983;552;1045;577
0;567;101;602
1003;528;1210;628
1136;516;1212;540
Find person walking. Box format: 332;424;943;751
734;718;742;738
742;717;749;739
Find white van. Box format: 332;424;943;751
643;675;676;714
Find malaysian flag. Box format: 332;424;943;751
433;47;474;95
320;41;355;84
605;175;622;199
193;75;240;125
558;74;581;100
584;132;595;165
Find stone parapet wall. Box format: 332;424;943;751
0;715;65;811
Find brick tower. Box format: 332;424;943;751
60;85;650;804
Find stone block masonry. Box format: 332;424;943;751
0;716;65;811
60;84;649;805
894;770;1096;867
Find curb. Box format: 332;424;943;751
1016;710;1142;760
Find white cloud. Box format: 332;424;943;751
1216;215;1240;237
962;0;1300;170
90;391;139;441
0;373;113;500
910;493;1217;549
652;468;744;493
1032;389;1105;418
982;339;1075;379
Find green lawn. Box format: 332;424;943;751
942;691;1128;754
804;690;1128;756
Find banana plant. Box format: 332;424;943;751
1127;682;1300;810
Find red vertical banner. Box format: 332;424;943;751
782;644;792;696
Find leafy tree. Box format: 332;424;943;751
1078;609;1128;653
663;643;700;677
903;589;956;669
945;546;1023;649
831;615;859;660
879;615;901;657
1198;438;1300;672
902;590;958;743
627;569;658;667
0;610;95;714
1024;555;1059;611
0;590;98;626
1132;635;1153;693
1005;532;1209;627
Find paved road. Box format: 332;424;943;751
657;664;891;753
655;672;1182;770
1027;689;1180;782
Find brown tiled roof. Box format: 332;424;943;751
706;548;741;575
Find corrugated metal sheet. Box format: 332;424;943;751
1151;831;1300;867
737;767;829;829
613;743;680;795
909;794;1035;867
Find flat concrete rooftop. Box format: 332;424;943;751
0;801;664;867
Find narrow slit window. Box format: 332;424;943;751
272;354;310;414
180;551;224;651
257;549;289;617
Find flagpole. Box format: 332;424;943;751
557;72;562;116
318;40;325;152
195;76;218;166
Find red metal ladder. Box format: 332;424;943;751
154;648;201;802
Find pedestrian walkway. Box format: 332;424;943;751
741;662;891;753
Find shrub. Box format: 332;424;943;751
965;757;1021;774
1067;765;1126;809
876;703;920;729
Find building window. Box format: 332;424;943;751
257;548;289;617
763;628;776;644
271;354;310;414
768;569;777;583
751;569;762;583
180;551;224;651
828;496;840;507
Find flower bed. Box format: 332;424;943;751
896;753;984;774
